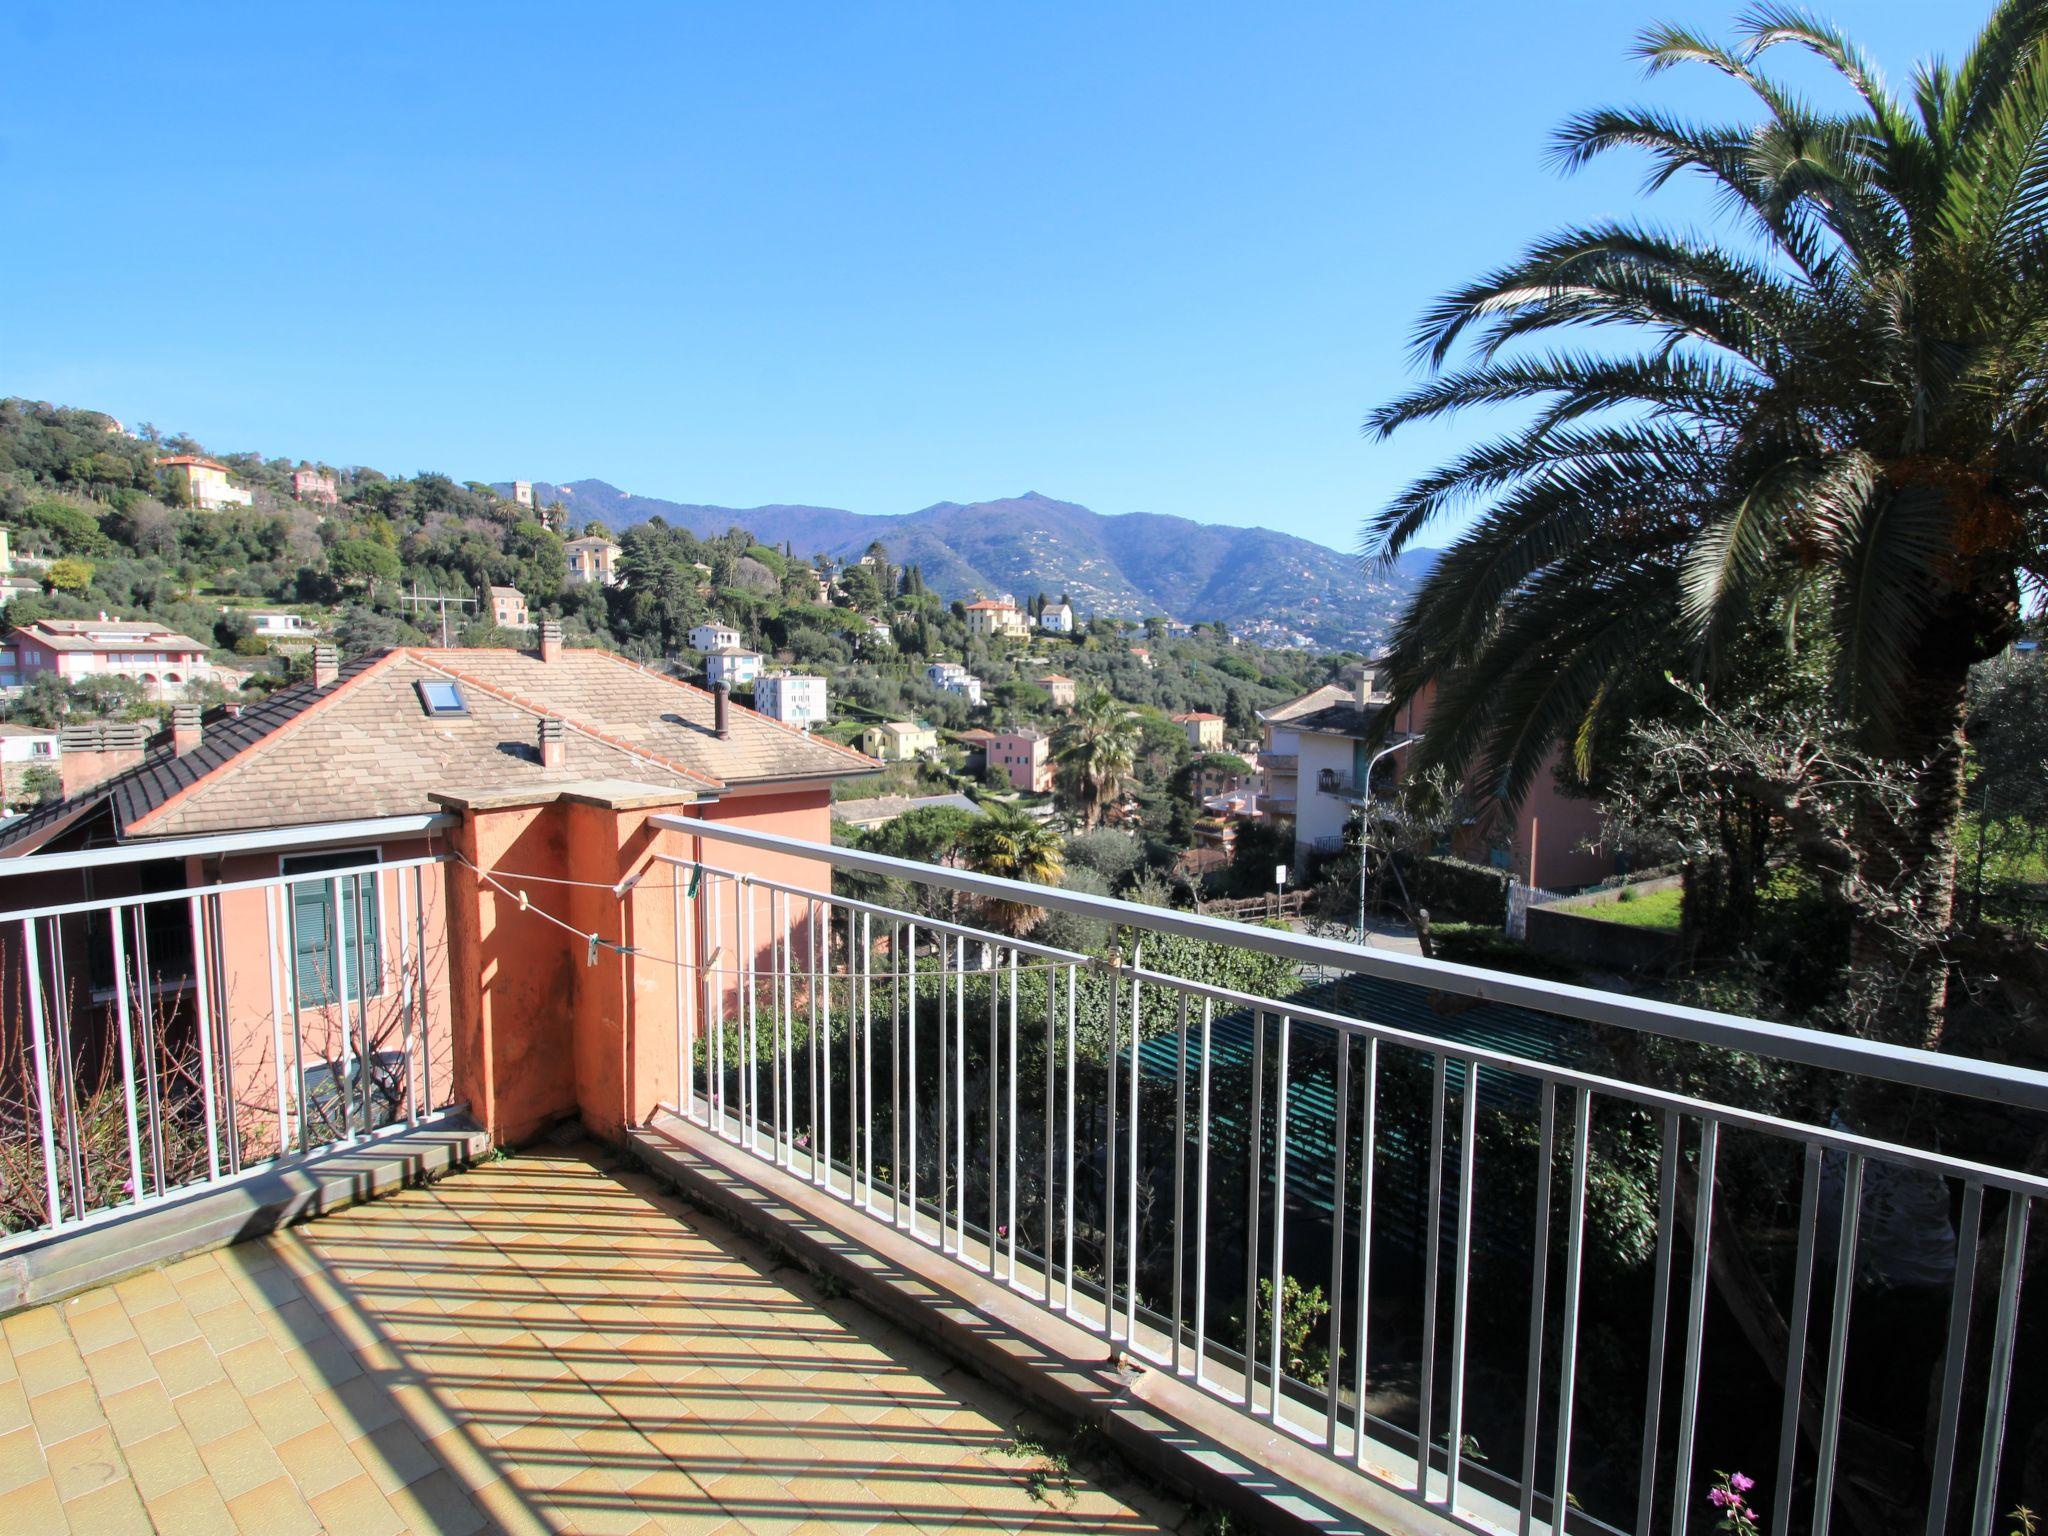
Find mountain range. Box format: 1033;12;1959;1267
506;481;1435;651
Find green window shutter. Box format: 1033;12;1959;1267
286;868;382;1010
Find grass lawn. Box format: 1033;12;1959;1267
1580;886;1684;931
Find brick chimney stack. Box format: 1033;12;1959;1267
714;683;731;740
539;717;566;769
312;645;340;688
539;620;563;664
58;722;149;797
170;704;202;757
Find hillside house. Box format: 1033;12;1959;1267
704;646;763;691
1038;673;1076;708
157;455;253;511
566;535;623;588
290;468;339;505
964;599;1029;641
0;722;59;809
512;481;534;506
754;672;827;729
1038;600;1076;634
1131;646;1153;668
859;721;938;762
924;661;984;706
1173;711;1226;751
488;586;533;630
862;619;895;650
0;618;211;698
690;621;742;654
983;725;1052;793
248;611;314;639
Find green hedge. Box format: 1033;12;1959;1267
1396;852;1510;925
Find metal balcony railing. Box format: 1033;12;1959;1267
648;813;2048;1536
0;826;456;1246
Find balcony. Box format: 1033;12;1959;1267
0;814;2042;1535
1262;754;1299;777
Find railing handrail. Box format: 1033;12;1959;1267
0;851;449;923
652;811;2048;1113
0;814;456;878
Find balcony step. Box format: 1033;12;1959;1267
0;1109;488;1316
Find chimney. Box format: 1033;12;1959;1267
538;620;563;663
58;722;149;797
714;683;731;739
1356;669;1372;708
312;645;340;688
539;717;566;770
170;704;202;757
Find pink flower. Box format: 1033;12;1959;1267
1730;1474;1754;1493
1710;1489;1734;1509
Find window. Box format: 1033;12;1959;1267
416;679;468;717
283;851;383;1007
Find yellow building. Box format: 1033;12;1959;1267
860;721;939;762
963;599;1029;640
158;455;253;511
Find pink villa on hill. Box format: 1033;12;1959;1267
984;725;1052;793
0;617;211;698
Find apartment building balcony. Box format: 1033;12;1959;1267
1261;754;1299;777
0;814;2042;1535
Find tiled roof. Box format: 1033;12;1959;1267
1286;701;1388;741
1257;683;1350;725
832;793;984;826
0;645;878;853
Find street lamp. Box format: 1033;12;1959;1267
1357;734;1422;943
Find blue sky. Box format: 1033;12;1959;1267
1;2;1981;551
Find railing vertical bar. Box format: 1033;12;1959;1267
806;894;819;1171
1043;958;1057;1303
848;903;861;1199
413;866;431;1112
20;920;63;1228
189;895;222;1182
1173;991;1190;1376
1636;1110;1683;1536
1551;1087;1590;1524
1417;1053;1448;1496
906;923;920;1238
1105;953;1121;1338
1243;1008;1267;1409
1063;964;1077;1316
892;919;904;1227
1810;1149;1862;1536
1772;1142;1824;1536
1516;1081;1557;1536
133;911;165;1189
108;906;145;1206
936;932;949;1250
1265;1014;1292;1419
771;889;787;1165
262;889;292;1156
330;876;354;1140
1670;1119;1720;1536
743;876;759;1154
673;878;688;1125
1445;1055;1479;1511
1125;954;1142;1344
1323;1029;1350;1450
712;876;728;1137
1968;1195;2029;1536
865;911;877;1212
284;883;310;1152
988;945;1000;1273
394;871;419;1126
1352;1037;1378;1469
1924;1181;1982;1536
1005;948;1018;1282
51;922;86;1211
952;936;966;1254
1194;997;1214;1389
821;893;835;1191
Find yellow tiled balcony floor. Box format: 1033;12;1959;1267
0;1145;1190;1535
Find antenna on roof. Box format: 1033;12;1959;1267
397;582;477;649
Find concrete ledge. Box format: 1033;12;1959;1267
629;1112;1461;1536
0;1110;489;1315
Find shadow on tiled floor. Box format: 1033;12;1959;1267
0;1142;1193;1534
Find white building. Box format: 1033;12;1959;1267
1039;600;1076;634
0;723;58;809
690;622;742;653
705;647;763;690
925;661;984;707
248;611;313;638
754;672;828;730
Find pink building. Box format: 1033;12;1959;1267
0;618;211;699
290;468;339;505
984;726;1052;793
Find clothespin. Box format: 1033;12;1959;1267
517;889;530;912
586;932;600;967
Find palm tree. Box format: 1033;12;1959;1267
1363;4;2048;1045
961;806;1065;935
1053;690;1140;829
